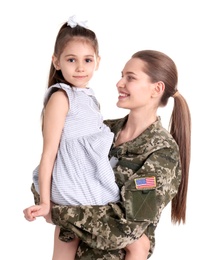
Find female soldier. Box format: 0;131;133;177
32;49;191;259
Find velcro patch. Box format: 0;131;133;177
134;176;156;190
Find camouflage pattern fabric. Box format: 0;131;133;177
31;115;181;259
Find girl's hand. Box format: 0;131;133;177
23;203;50;221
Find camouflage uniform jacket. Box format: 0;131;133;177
32;115;181;259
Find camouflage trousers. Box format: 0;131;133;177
31;183;153;259
31;183;148;248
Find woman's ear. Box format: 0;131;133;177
152;81;165;97
52;55;60;70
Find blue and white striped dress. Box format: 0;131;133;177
33;83;120;206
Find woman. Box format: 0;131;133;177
33;49;191;259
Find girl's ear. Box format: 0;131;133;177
95;56;101;71
52;55;60;70
152;81;165;97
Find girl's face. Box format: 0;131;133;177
53;40;100;88
116;58;158;111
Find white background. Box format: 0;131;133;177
1;0;210;259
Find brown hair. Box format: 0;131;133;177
132;50;191;224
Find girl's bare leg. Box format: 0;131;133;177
125;233;150;260
52;226;80;260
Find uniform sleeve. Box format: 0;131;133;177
51;147;181;251
121;147;181;223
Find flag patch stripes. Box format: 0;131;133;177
134;176;156;190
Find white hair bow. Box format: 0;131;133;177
67;15;88;29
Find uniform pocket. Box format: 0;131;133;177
124;176;157;221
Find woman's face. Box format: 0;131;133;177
116;58;157;111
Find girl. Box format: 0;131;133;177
23;16;150;260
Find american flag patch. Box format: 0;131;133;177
134;176;156;190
